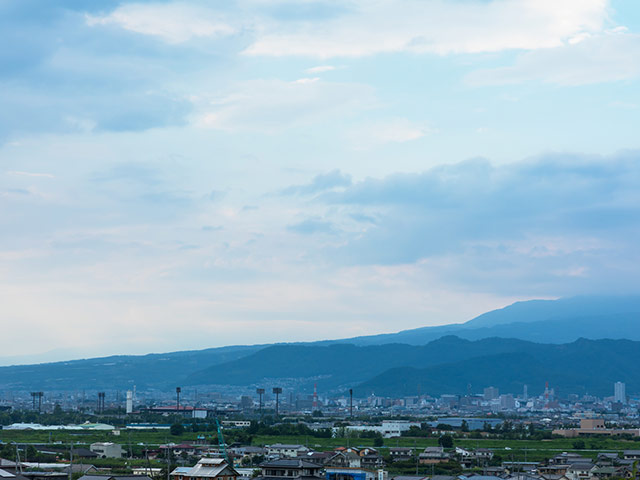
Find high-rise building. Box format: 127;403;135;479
614;381;626;404
500;394;515;410
483;386;499;401
125;390;133;414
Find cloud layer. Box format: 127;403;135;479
1;0;640;360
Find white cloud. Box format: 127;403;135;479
7;171;55;178
466;31;640;86
306;65;337;73
194;78;376;132
86;3;235;44
243;0;607;57
348;118;433;149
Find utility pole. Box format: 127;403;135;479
68;443;73;480
166;445;171;480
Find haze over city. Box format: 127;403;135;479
2;0;640;363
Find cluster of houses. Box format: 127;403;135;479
2;442;640;480
165;444;640;480
169;444;640;480
0;458;152;480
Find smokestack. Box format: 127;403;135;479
313;383;318;410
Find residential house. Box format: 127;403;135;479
326;452;361;469
325;467;377;480
0;468;28;480
389;448;413;462
161;444;208;458
360;454;384;470
257;459;323;480
565;463;595;480
392;476;429;480
418;447;449;465
266;445;311;459
455;448;473;458
549;454;589;466
298;452;333;466
170;458;238;480
78;475;152;480
476;449;494;461
595;454;619;465
232;447;266;464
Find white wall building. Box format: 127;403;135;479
90;442;123;458
338;420;421;438
266;444;310;458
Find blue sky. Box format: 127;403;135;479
1;0;640;363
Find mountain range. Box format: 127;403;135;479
1;295;639;396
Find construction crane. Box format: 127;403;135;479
215;418;229;464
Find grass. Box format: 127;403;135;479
250;434;640;460
2;430;640;464
0;430;215;446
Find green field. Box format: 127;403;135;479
2;429;639;464
0;429;211;446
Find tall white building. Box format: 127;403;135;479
614;381;626;404
126;390;133;414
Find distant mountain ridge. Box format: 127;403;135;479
323;295;640;346
184;336;640;397
1;295;639;393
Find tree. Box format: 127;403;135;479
461;420;469;432
439;434;454;448
26;445;38;461
170;423;185;436
373;436;384;447
572;440;586;450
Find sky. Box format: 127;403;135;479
2;0;640;364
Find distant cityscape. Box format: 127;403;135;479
0;382;640;438
1;380;640;480
2;380;637;421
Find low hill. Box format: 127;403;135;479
357;337;640;397
184;336;533;390
0;344;262;390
